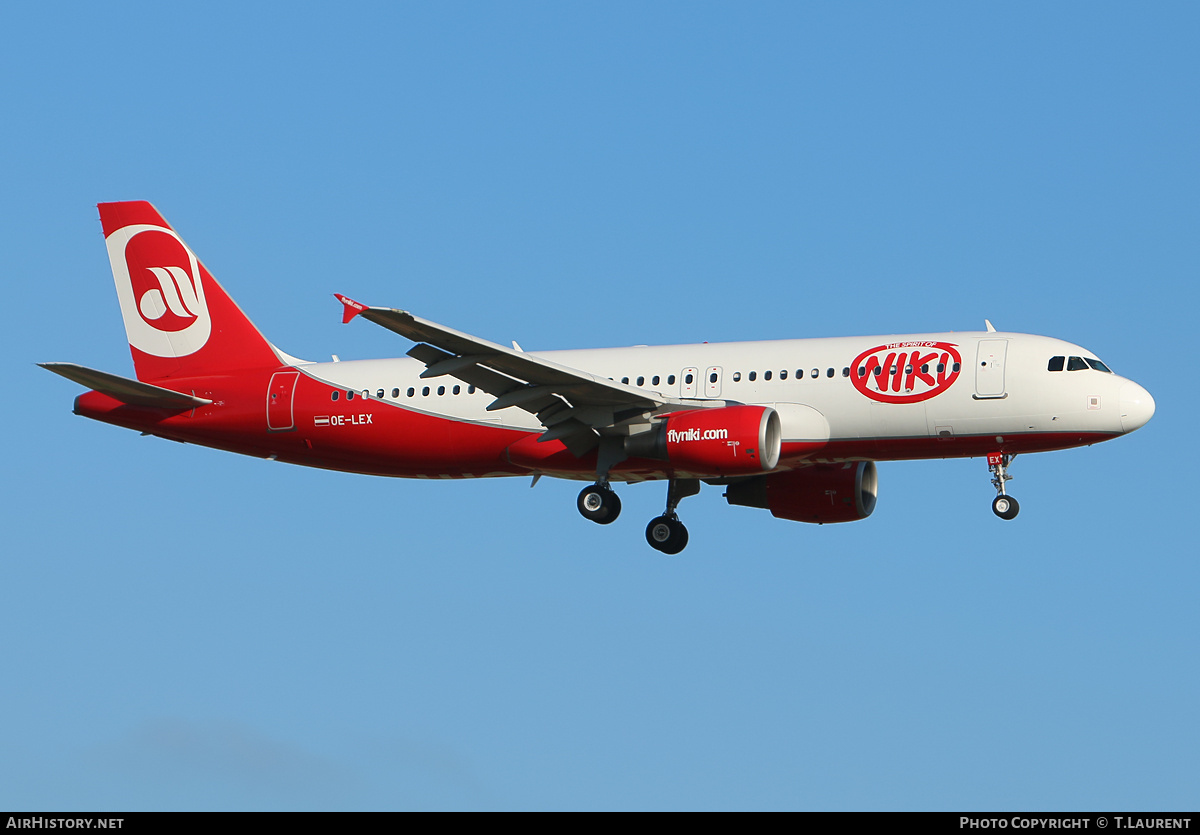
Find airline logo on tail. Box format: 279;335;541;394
107;223;211;357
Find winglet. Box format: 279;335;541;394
335;294;368;324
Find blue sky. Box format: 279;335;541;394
2;2;1197;810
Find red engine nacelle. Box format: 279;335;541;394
724;462;878;523
625;405;781;477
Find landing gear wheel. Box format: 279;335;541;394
992;494;1020;520
645;515;689;554
578;484;621;525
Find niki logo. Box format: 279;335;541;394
850;341;961;404
107;224;211;358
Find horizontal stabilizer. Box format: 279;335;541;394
39;363;212;409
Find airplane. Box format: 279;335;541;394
42;201;1156;553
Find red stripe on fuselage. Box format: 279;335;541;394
72;370;1120;479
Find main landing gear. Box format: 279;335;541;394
577;483;621;525
987;452;1020;520
645;515;688;555
645;479;699;555
576;477;700;554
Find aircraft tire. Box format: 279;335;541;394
578;484;620;524
992;495;1020;520
646;516;688;554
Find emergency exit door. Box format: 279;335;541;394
704;366;723;398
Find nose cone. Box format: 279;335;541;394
1119;381;1155;433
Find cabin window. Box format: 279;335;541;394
709;372;718;383
346;390;355;400
437;385;446;396
422;386;430;396
842;367;850;377
732;372;741;382
636;376;645;386
685;373;694;385
667;375;676;385
391;388;400;398
872;367;881;377
764;370;772;381
780;370;788;380
796;369;803;379
827;368;835;378
621;377;629;384
453;385;461;395
331;391;340;401
1067;356;1088;371
952;362;961;372
652;375;660;386
811;368;819;379
407;387;415;397
858;367;867;378
1048;356;1065;372
748;371;757;382
468;385;476;394
376;389;384;399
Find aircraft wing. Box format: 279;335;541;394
39;363;212;409
336;295;690;454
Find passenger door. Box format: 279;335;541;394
974;339;1008;399
267;370;300;431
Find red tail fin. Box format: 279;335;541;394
99;201;282;382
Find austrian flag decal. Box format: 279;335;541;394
850;341;961;404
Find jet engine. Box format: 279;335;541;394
625;405;781;477
724;461;878;523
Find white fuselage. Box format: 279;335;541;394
298;330;1152;462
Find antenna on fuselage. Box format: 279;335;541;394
985;320;997;333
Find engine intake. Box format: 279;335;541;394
625;405;781;477
725;461;878;523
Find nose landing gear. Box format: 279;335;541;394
992;494;1019;520
987;452;1019;520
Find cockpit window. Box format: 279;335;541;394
1067;356;1088;371
1085;358;1113;373
1048;356;1065;372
